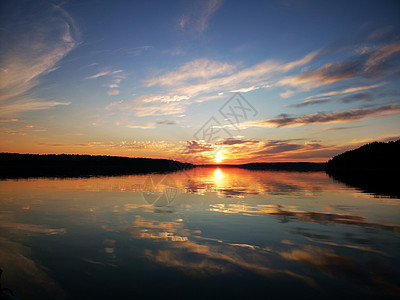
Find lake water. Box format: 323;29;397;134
0;168;399;299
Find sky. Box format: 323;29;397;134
0;0;399;164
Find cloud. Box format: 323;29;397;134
0;118;18;122
231;86;261;93
279;41;399;92
0;100;71;117
184;140;214;154
37;142;93;147
254;140;304;154
320;125;363;132
0;3;79;114
197;0;223;32
368;26;394;41
179;0;223;33
281;50;322;72
219;138;259;146
243;104;400;128
125;45;152;56
278;60;362;90
338;92;371;103
1;130;27;136
86;68;126;96
280;90;295;98
134;101;187;117
157;120;178;125
140;95;190;103
365;40;400;70
175;50;320;97
292;92;374;107
163;47;186;56
304;82;386;99
145;58;236;87
124;50;320;118
126;123;156;129
107;89;120;96
85;70;123;80
291;98;331;107
109;95;191;117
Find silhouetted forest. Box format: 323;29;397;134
326;140;400;171
326;140;400;197
0;153;193;178
239;162;325;171
199;162;326;171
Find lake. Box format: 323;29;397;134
0;168;399;299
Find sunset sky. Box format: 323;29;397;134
1;0;399;164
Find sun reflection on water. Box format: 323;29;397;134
214;168;223;181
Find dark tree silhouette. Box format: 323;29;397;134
326;140;400;197
0;153;193;178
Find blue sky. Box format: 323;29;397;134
1;0;399;163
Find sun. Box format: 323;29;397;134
214;152;224;163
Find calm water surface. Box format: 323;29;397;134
0;168;399;299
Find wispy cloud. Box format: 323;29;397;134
231;86;261;93
125;45;152;56
0;3;79;115
157;120;178;125
280;90;295;98
134;101;187;117
320;125;364;132
179;0;223;33
218;137;259;146
85;70;123;80
145;59;236;87
107;89;120;96
154;51;318;99
304;82;386;99
107;50;320;117
163;47;186;56
107;95;190;117
293;91;375;107
0;119;18;123
1;130;27;136
242;104;400;128
126;123;156;129
86;69;125;96
177;51;319;97
290;98;331;107
278;61;362;90
293;81;386;107
0;100;71;117
365;40;400;70
184;140;214;154
279;41;400;92
338;92;371;103
111;38;398;119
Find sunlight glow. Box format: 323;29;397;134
214;152;224;163
214;168;223;181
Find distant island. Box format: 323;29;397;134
199;162;325;172
326;139;399;197
0;153;193;178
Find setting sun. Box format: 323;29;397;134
214;152;224;163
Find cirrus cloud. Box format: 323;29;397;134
242;104;400;128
